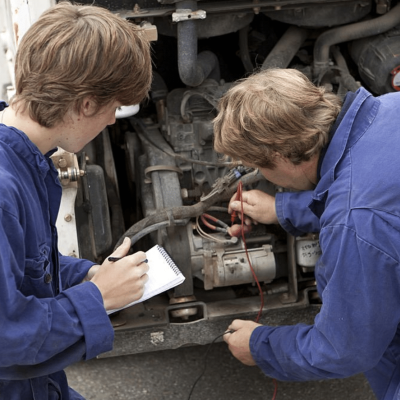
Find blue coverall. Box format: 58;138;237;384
250;88;400;399
0;101;114;399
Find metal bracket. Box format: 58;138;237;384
144;165;183;183
172;9;206;22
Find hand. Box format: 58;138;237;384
223;319;262;366
228;189;278;227
91;237;149;311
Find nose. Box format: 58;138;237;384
109;112;117;126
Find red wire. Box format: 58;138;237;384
231;182;242;225
237;181;264;323
272;379;278;400
237;181;276;399
200;214;217;230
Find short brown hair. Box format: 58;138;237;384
11;1;152;128
213;68;342;169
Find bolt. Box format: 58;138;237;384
181;188;188;199
58;158;67;168
64;214;72;222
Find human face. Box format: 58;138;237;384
250;156;317;191
57;99;121;153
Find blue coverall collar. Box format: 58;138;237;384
0;124;55;178
313;87;375;203
0;100;8;111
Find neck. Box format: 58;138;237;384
298;154;319;190
2;104;58;154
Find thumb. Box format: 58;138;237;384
229;319;245;331
232;201;251;217
230;201;241;211
110;237;131;258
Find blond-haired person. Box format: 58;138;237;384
0;2;151;399
216;68;400;400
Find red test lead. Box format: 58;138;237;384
231;180;243;225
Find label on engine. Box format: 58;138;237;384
391;66;400;91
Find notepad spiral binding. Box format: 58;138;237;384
156;245;180;275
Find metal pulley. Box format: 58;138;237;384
57;166;85;183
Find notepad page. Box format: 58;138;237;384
141;245;184;299
107;245;185;314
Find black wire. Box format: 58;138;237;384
187;332;232;400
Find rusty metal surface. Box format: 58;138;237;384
101;289;318;358
114;0;368;19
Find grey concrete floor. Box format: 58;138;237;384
66;342;376;400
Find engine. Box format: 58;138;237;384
2;0;400;356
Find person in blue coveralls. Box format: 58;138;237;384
214;68;400;400
0;2;152;399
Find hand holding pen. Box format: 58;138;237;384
91;237;149;311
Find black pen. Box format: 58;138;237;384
108;256;148;264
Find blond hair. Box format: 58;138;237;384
213;68;342;169
11;1;152;128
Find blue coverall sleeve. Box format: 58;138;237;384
249;209;400;383
0;207;114;378
275;191;320;236
59;254;95;289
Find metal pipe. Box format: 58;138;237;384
239;25;254;73
313;2;400;76
331;46;360;92
261;26;309;70
176;0;220;86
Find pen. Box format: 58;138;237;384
108;257;148;264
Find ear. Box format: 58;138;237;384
273;152;296;169
81;97;97;117
272;152;285;162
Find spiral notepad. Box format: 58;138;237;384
107;245;185;314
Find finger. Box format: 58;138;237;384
240;191;262;209
227;322;237;332
227;224;252;237
228;191;242;213
229;191;239;204
223;328;233;343
243;216;251;225
118;251;147;267
229;319;244;331
109;237;131;259
230;199;254;220
243;216;257;226
137;262;149;274
133;254;148;267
